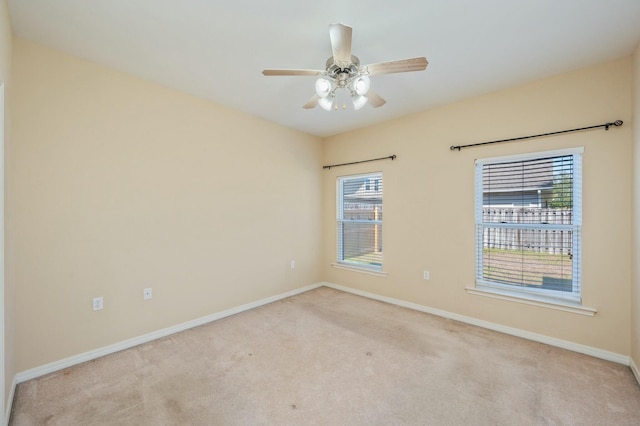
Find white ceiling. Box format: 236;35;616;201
7;0;640;137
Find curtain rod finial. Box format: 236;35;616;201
605;120;623;130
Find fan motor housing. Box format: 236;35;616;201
325;55;360;79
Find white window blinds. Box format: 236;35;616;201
337;173;383;271
475;149;582;303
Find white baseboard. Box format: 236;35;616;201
631;358;640;386
14;281;635;387
322;282;630;366
5;375;16;426
15;283;322;384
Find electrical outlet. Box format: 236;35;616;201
290;260;296;269
423;271;430;280
93;297;104;311
143;288;153;300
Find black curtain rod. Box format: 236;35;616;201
323;155;396;170
450;120;623;151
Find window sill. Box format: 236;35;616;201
465;286;597;317
331;263;388;277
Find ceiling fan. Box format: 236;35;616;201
262;23;428;111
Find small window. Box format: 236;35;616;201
337;172;383;271
475;148;582;303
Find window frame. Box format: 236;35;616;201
474;147;583;305
336;172;384;272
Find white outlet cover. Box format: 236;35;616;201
423;271;430;280
143;288;153;300
93;297;103;311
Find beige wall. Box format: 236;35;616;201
0;0;13;417
323;58;633;355
11;37;323;371
7;26;639;379
632;42;640;369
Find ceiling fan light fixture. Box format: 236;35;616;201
352;94;368;110
317;95;334;111
262;24;427;111
353;75;370;96
315;77;333;98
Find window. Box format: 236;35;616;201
337;173;383;271
475;148;582;304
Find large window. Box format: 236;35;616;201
475;148;582;303
337;172;383;271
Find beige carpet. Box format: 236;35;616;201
9;287;640;425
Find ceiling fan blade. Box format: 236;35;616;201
303;94;319;109
262;69;324;76
363;57;428;76
329;23;352;66
367;89;386;108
